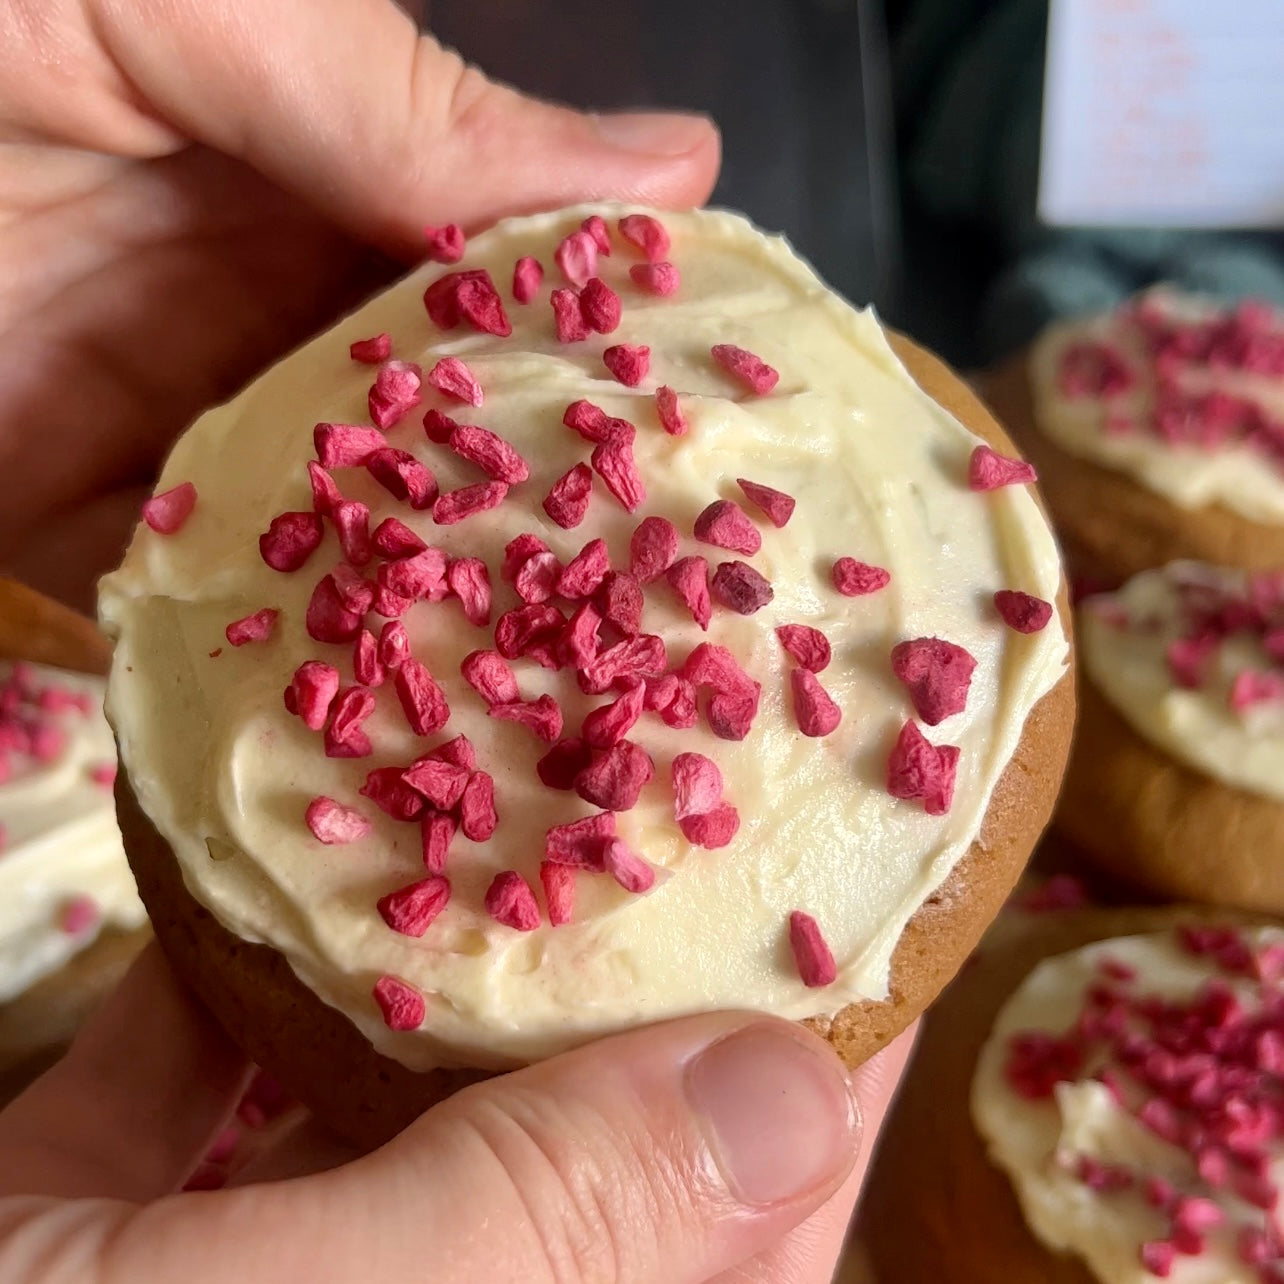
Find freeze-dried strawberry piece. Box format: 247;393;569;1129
555;229;599;287
891;637;976;725
142;482;197;534
395;658;450;735
334;500;373;566
558;538;611;599
679;803;740;848
403;757;470;810
307;461;343;516
460;771;498;841
456;271;512;337
603;343;650;386
537;737;594;790
694;500;761;555
373;976;424;1031
603;838;655;893
655;385;687;435
775;624;831;672
372;517;426;559
461;650;520;705
562;399;633;444
380;547;448;600
618;214;670;261
582;214;612;254
583;681;645;749
627;517;679;584
353;629;385;687
832;558;890;597
427;357;483;407
448;424;530;484
305;797;371;845
1230;670;1284;712
502;534;552;581
543;465;594;529
350;333;391;364
376;621;410;673
630;262;680;296
512;255;544;303
711;344;779;396
968;445;1037;490
595;572;644;636
360;767;428;822
545;812;616;869
495;604;567;660
433;480;510;525
286;661;340;730
582;278;623;334
367;448;438;510
485;871;541;931
552;287;589;342
578;633;667;693
559;602;602;669
707;692;759;741
424;271;468;328
791;669;841;737
369;360;423;429
423;408;460;445
575;740;654;811
789;912;837;987
886;721;960;815
1166;634;1219;689
671;751;724;819
332;563;376;614
378;875;451;937
650;675;698;728
306;575;365;643
666;556;712;629
314;423;387;469
373;585;414;619
226;608;279;646
592;440;646;512
541;861;576;925
424;223;465;263
513;550;561;604
447;557;492;626
427;734;477;772
489;694;564;743
994;590;1053;634
420;811;456;874
736;478;795;528
711;561;773;615
325;685;377;759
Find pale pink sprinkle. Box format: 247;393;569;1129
655;385;687;435
225;608;279;647
629;262;680;295
305;797;372;845
142;482;197;534
711;344;779;396
789;911;837;987
602;838;656;893
618;214;670;261
555;230;598;288
349;333;391;364
512;256;544;303
427;357;483;407
424;223;465;263
581;215;612;255
373;975;424;1031
59;895;100;936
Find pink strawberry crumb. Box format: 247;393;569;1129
630;262;680;296
372;975;424;1031
540;861;576;926
59;895;100;936
994;590;1054;634
890;637;977;725
424;223;465;263
968;445;1037;491
305;797;372;845
655;385;687;435
618;214;670;261
790;669;842;737
543;464;594;529
711;344;779;396
694;500;761;556
789;911;837;987
225;608;279;647
427;357;483;407
555;230;599;288
582;278;623;334
142;482;197;534
485;871;540;931
832;558;890;596
512;255;544;303
736;478;795;527
349;333;391;364
603;344;650;386
378;876;451;937
775;624;831;672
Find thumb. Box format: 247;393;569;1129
115;1015;858;1284
89;0;720;253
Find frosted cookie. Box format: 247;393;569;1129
100;205;1074;1146
985;288;1284;582
0;660;148;1096
860;906;1283;1284
1059;562;1284;911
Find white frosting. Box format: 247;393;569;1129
0;663;145;1003
1030;288;1284;524
1081;563;1284;803
99;205;1067;1071
973;929;1284;1284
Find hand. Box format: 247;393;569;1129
0;0;719;610
0;946;913;1283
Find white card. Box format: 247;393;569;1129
1039;0;1284;228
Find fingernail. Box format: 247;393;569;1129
685;1024;859;1206
592;110;715;156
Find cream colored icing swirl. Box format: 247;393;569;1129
1030;287;1284;524
973;929;1284;1284
1081;563;1284;804
99;205;1067;1071
0;662;145;1004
